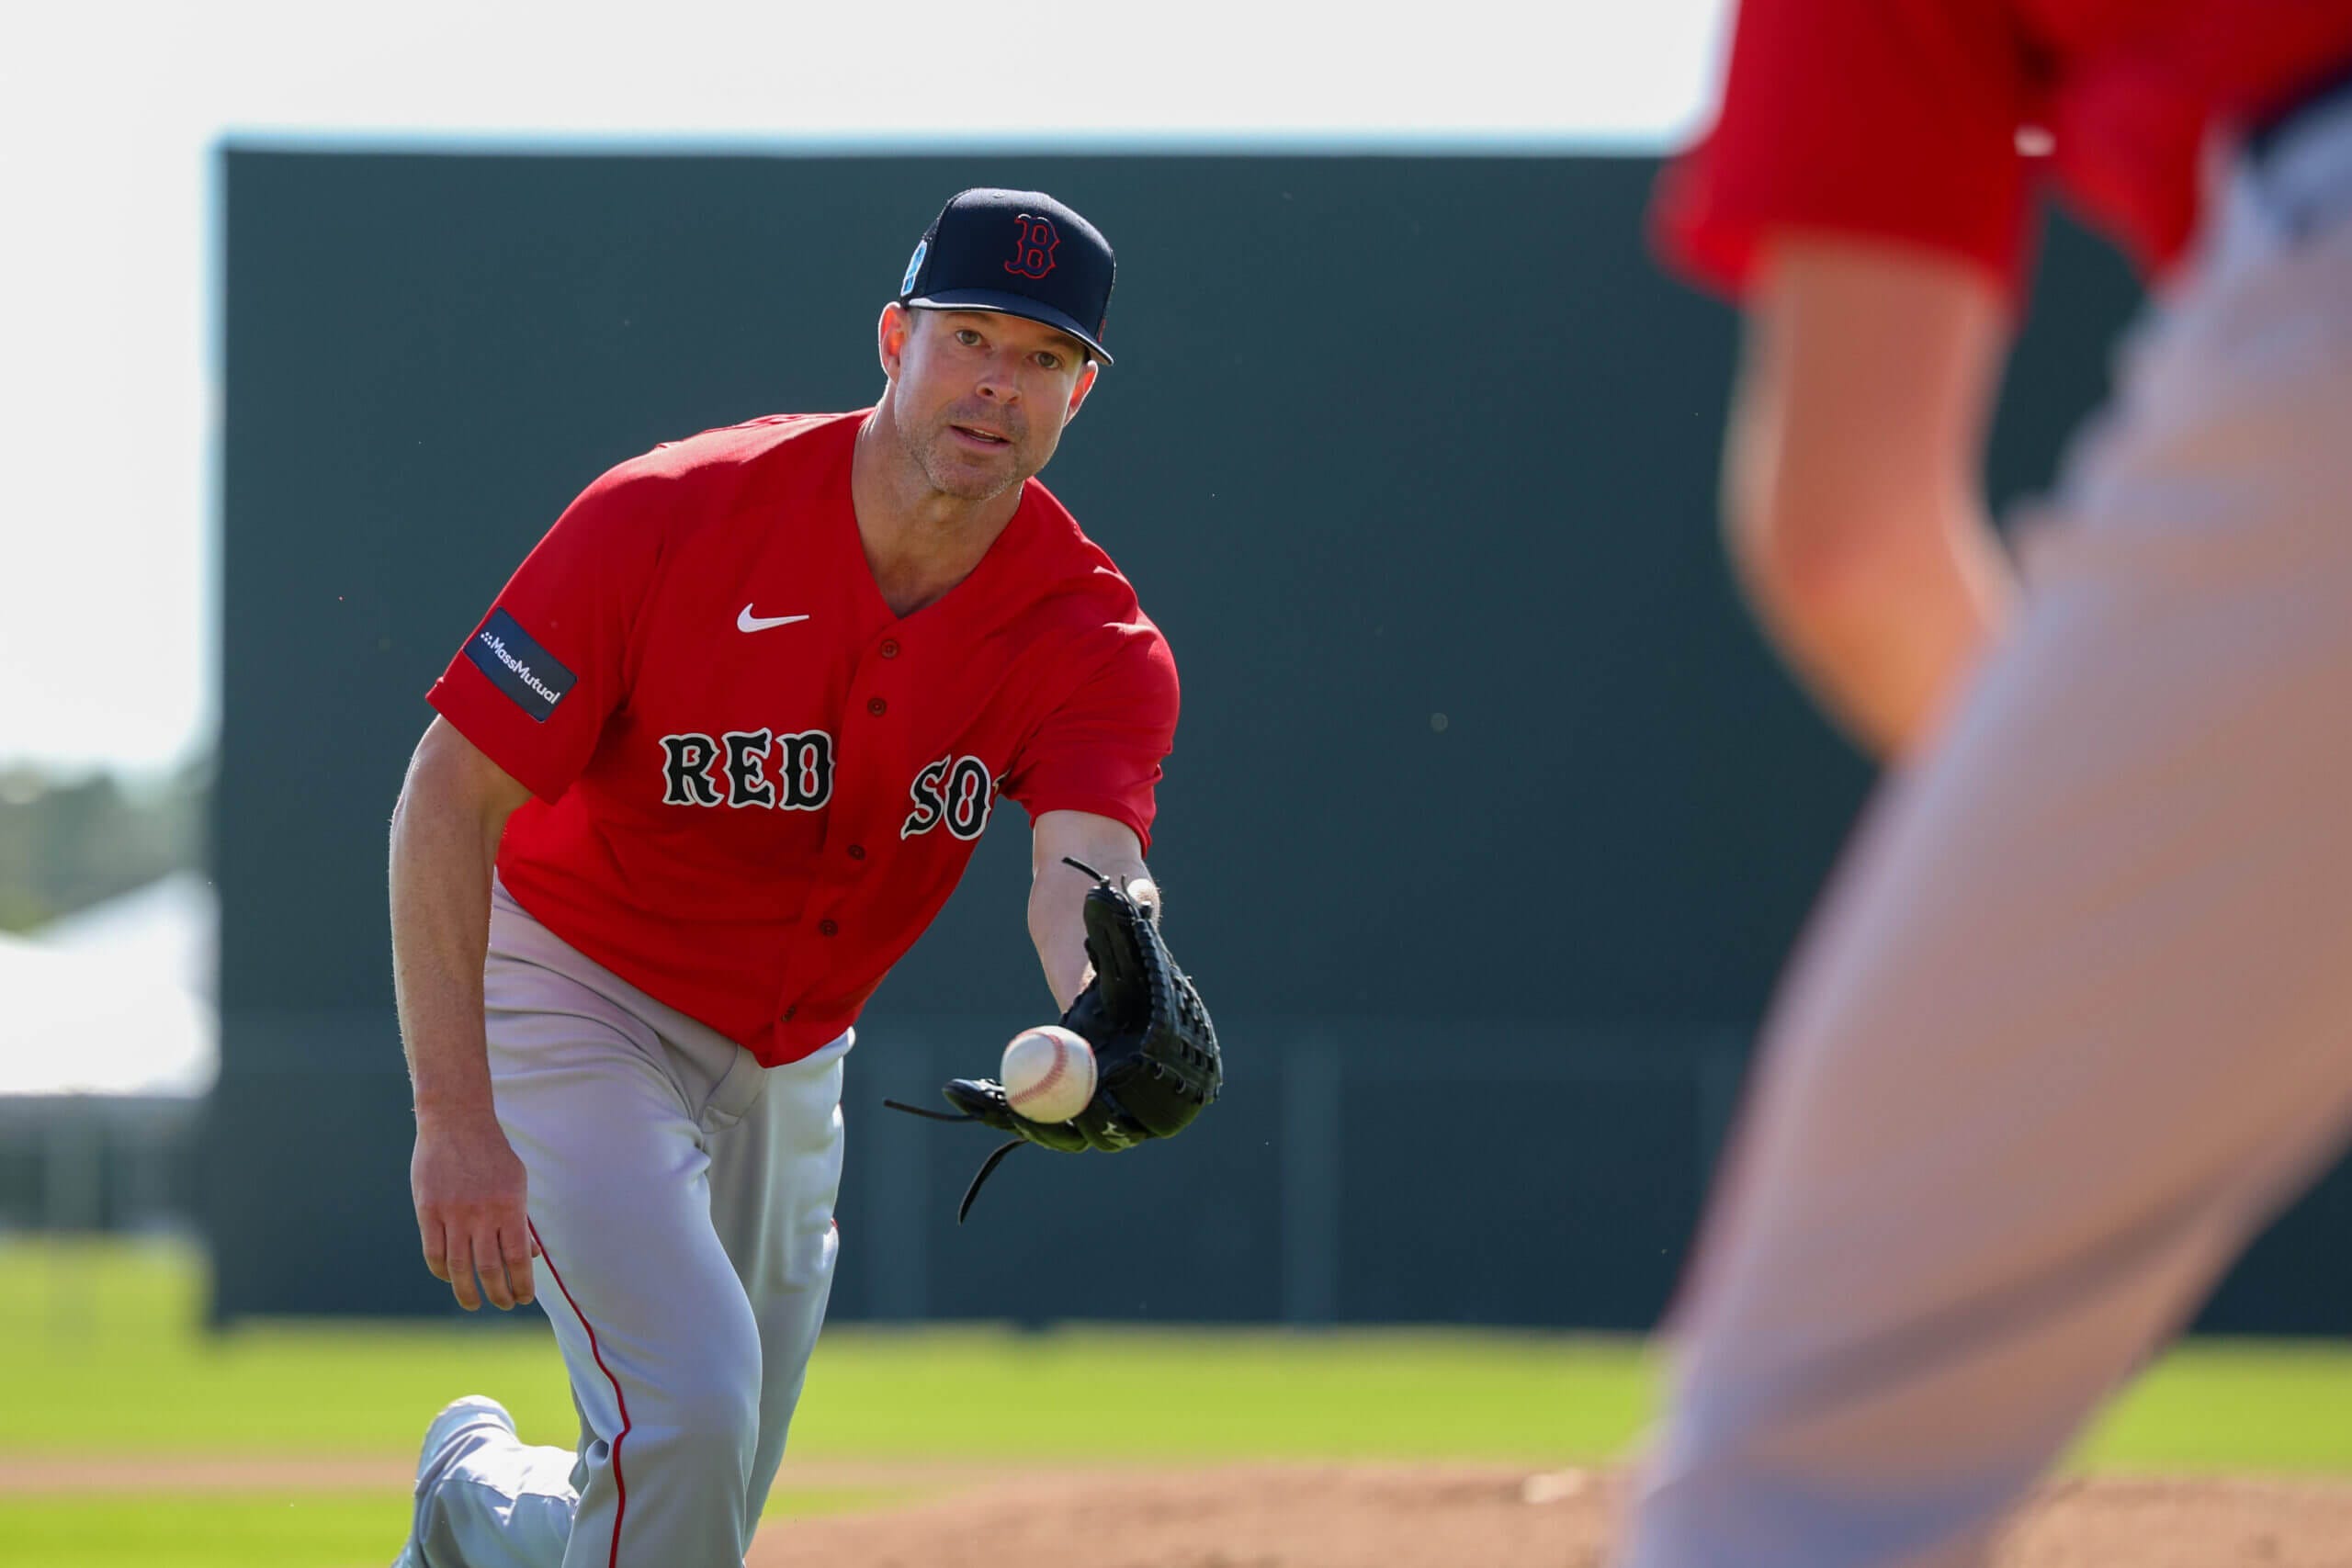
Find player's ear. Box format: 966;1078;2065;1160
878;302;912;381
1061;359;1101;425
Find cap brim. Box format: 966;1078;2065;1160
905;290;1113;366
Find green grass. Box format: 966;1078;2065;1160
2079;1342;2352;1473
797;1323;1657;1460
5;1240;575;1453
6;1236;2352;1566
0;1493;405;1568
0;1237;1653;1461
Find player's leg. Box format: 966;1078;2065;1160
1620;136;2352;1568
413;890;768;1568
401;1397;571;1568
701;1030;849;1529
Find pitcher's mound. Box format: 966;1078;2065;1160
753;1464;2352;1568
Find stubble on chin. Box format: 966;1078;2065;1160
913;424;1025;503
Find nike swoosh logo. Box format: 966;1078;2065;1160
738;605;811;633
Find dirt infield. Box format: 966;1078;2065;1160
15;1455;2352;1563
752;1465;2352;1568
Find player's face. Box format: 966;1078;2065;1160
883;306;1098;502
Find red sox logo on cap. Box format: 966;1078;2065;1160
899;188;1114;364
1004;214;1060;279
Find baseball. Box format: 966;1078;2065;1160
1001;1025;1097;1123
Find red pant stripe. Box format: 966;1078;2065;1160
530;1224;632;1568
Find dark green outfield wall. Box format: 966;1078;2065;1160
205;147;2352;1332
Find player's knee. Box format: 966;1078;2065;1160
636;1373;762;1475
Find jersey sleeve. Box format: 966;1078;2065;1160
425;460;672;802
1653;0;2037;299
1001;621;1182;853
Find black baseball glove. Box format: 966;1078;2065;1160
885;858;1221;1220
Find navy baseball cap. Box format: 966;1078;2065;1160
897;188;1116;366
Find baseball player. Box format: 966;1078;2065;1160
1619;6;2352;1565
385;187;1216;1568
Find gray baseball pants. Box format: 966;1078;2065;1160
1620;101;2352;1567
413;876;847;1568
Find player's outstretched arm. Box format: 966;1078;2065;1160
389;716;537;1312
1727;235;2015;761
1027;808;1155;1012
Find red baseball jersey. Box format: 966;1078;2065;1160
427;411;1180;1065
1656;0;2352;299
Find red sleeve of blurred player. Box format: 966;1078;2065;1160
1654;0;2037;299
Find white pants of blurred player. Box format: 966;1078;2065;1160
411;877;847;1568
1619;99;2352;1568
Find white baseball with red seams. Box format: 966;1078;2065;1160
1001;1025;1096;1122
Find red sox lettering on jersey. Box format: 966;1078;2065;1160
427;411;1178;1066
654;729;999;842
901;755;997;840
657;730;839;810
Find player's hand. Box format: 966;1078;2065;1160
410;1104;539;1312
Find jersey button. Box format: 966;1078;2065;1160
846;843;866;861
782;1005;797;1022
819;919;839;937
866;697;888;716
879;639;900;659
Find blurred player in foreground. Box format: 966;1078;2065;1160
1623;4;2352;1564
386;188;1199;1568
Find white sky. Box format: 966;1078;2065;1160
0;0;1729;775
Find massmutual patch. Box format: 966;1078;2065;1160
465;606;575;722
